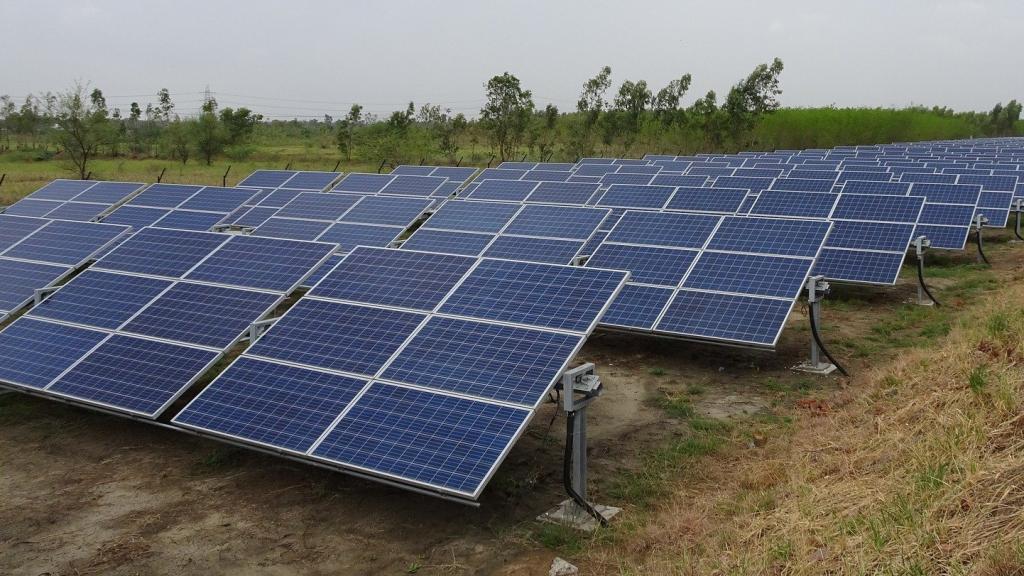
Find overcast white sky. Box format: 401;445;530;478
2;0;1021;119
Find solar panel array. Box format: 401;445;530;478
0;228;336;418
3;180;145;221
173;246;627;499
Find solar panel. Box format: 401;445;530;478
400;229;494;256
429;167;478;183
71;181;144;204
29;270;172;329
481;236;584;264
682;252;811;298
121;282;280;348
186;235;335;292
958;175;1017;192
604;211;719;248
43;201;108;221
0;215;49;252
901;172;957;185
379;175;446;197
275;192;361;221
152;210;226;231
523;170;572;182
596;185;674;209
713;176;776;193
178;187;257;212
339;196;432;226
332;173;394;193
600;173;655;186
0;318;108;389
598;284;675;330
46;334;220;417
317;223;404;252
253;217;332;241
474;168;527;181
101;205;170;229
526;182;601;205
657;291;794;345
707;217;830;257
501;205;608;240
390;165;435;176
282;171;341;190
910;183;983;205
3;199;63;217
128;184;204;208
573;164;619;177
228;206;279;228
420;200;521;233
309;383;529;495
94;228;228;278
837;171;892;183
976;191;1014;227
749;191;839;219
770;178;835;193
467;179;538;202
665;187;747;213
0;259;70;317
251;189;303;208
3;220;129;266
238;170;297;188
813;249;909;285
26;180;97;201
587;244;698;285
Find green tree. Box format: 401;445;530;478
480;72;535;161
219;107;262;145
573;66;612;157
336;103;363;161
723;58;785;146
652;74;693;125
49;83;112;179
192;97;224;165
613;79;652;152
164;119;191;164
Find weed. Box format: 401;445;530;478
648;367;667;376
968;366;987;393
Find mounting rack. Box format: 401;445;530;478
1012;199;1024;243
909;236;939;307
538;363;620;531
973;213;990;265
794;275;840;375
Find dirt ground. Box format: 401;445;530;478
1;234;1019;576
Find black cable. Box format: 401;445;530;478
1015;210;1024;241
564;411;609;527
917;256;941;307
976;228;990;266
807;304;849;377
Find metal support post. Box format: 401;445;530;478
794;276;837;374
247;318;279;342
973;213;989;265
1011;199;1024;243
33;286;61;305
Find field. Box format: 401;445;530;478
1;158;1022;575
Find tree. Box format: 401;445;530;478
164;119;191;164
192;97;224;165
723;58;785;145
156;88;174;122
387;102;415;133
336;103;363;160
129;102;142;121
613;79;652;151
573;66;612;156
219;107;262;145
49;83;112;179
652;74;692;125
418;104;466;161
480;72;535;161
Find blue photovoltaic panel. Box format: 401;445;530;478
249;299;424;376
474;168;527;181
178;187;257;212
440;258;627;332
665;187;746;213
732;168;784;179
381;317;581;405
813;249;908;285
573;164;618;177
526;182;600;205
29;271;171;329
655;290;793;347
3;199;62;217
841;180;912;195
788;169;839;181
95;227;227;279
239;170;296;188
606;211;721;249
4;220;128;266
911;183;982;205
174;357;367;452
123;282;279;348
27;180;96;201
750;191;839;219
72;181;143;204
422;200;520;233
0;259;69;314
770;178;835;193
976;191;1014;227
255;189;304;208
341;196;432;226
0;215;49;252
152;210;226;231
958;175;1017;192
826;221;916;252
229;206;279;228
283;171;340;190
101;205;170;229
587;244;697;286
837;171;892;183
914;224;969;250
682;252;811;298
687;166;734;178
482;236;584;265
275;192;361;221
401;229;493;256
187;235;335;292
43;202;108;221
302;254;343;288
706;217;830;258
467;179;538;202
128;184;203;208
497;162;536;170
919;203;976;226
579;231;607;256
614;165;662;175
0;318;107;389
430;167;478;183
333;173;394;193
253;218;332;241
597;184;674;209
379;175;446;196
313;247;474;311
599;284;675;330
713;176;776;193
599;173;655;186
433;181;461;198
534;163;575;171
522;170;572;182
977;208;1010;228
318;223;402;251
311;383;528;496
902;173;957;185
391;165;434;176
831;194;924;222
47;334;219;417
501;205;608;240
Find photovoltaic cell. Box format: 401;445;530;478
706;217;830;258
501;205;608;240
29;271;171;329
178;187;257;212
467;179;538;202
95;228;228;279
597;185;674;209
239;170;296;188
598;284;675;329
72;181;143;204
283;171;340;190
379;175;446;197
0;215;49;252
128;184;203;208
3;199;62;217
152;210;226;231
770;178;835;193
401;229;493;256
0;259;69;314
4;220;128;266
605;211;720;249
340;196;432;226
43;202;108;221
526;182;600;205
682;252;811;298
665;187;747;213
101;205;170;229
317;223;403;252
481;236;584;264
655;291;793;346
253;218;332;241
422;201;520;233
0;318;107;389
842;180;912;195
813;249;908;285
27;180;96;201
825;221;916;252
275;192;361;221
333;173;394;193
749;191;838;219
830;194;924;222
186;235;334;292
587;244;697;286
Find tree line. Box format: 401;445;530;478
2;61;1022;178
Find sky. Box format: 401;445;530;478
2;0;1021;119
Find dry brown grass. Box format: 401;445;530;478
584;283;1024;575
